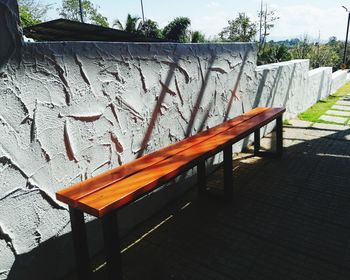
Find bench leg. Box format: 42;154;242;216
254;128;261;156
102;212;123;280
69;207;92;280
197;161;207;195
223;145;233;200
276;115;283;157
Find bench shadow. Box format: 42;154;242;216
90;125;350;280
8;125;350;279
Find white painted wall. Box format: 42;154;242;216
308;67;333;103
252;60;310;119
331;70;348;94
1;42;350;279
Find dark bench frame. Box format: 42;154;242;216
57;107;285;280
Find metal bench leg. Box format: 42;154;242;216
276;116;283;157
223;145;233;200
197;161;207;195
254;128;261;156
102;212;123;280
69;207;92;280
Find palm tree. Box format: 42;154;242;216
113;14;142;34
140;19;162;38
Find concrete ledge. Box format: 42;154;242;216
253;59;309;120
331;70;348;93
308;67;332;101
255;59;309;71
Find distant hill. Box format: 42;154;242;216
268;38;301;46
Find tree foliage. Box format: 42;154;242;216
113;15;162;39
258;44;291;65
258;3;279;52
191;31;206;43
307;44;340;69
19;5;42;27
162;17;191;42
219;13;257;42
140;19;163;39
59;0;109;27
257;36;343;70
289;35;312;59
18;0;50;27
113;14;141;34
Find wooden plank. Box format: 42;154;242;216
76;107;285;217
56;107;270;206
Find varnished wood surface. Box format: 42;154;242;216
56;107;270;207
58;107;285;217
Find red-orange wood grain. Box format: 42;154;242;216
56;107;270;207
62;107;284;217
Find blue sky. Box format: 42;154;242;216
42;0;349;41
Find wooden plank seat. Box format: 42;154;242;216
56;107;285;280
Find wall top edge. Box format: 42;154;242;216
256;59;309;71
24;41;256;47
308;67;332;76
332;69;349;77
20;41;257;59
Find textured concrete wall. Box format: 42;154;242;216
308;67;333;105
1;38;350;279
331;70;348;94
347;72;350;82
0;41;256;279
252;60;310;119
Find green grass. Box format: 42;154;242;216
298;81;350;124
283;119;292;125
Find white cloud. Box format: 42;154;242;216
191;12;228;37
207;1;220;8
269;4;348;40
192;2;349;41
191;11;257;38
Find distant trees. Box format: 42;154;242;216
18;0;50;27
191;31;206;43
289;35;312;59
258;44;291;65
307;44;340;69
218;7;342;70
286;35;340;69
113;15;196;42
257;3;279;52
162;17;191;42
113;15;163;39
257;36;342;69
113;14;141;33
140;19;163;39
219;13;257;42
59;0;109;27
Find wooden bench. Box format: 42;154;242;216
56;107;285;280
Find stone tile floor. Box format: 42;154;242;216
322;93;350;124
90;120;350;280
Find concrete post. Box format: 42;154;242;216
0;0;22;70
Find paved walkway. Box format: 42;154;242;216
92;120;350;280
321;93;350;125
